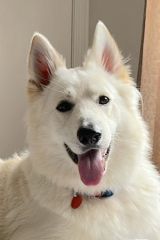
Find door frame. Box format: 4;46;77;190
71;0;89;67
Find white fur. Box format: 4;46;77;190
0;21;160;240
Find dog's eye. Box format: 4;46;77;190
99;96;110;105
56;100;74;112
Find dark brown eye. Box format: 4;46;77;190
99;96;110;105
56;100;74;112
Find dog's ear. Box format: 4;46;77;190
28;33;65;90
84;21;129;78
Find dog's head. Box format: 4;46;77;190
27;22;147;193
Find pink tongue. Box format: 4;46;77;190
78;149;104;186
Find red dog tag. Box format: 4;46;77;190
71;195;82;209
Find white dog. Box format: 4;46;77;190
0;21;160;240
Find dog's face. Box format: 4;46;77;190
27;22;143;192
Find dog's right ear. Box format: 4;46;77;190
28;33;65;91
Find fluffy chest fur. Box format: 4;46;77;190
0;157;159;240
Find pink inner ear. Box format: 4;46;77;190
34;52;51;86
102;47;114;72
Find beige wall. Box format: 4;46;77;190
89;0;145;81
0;0;72;158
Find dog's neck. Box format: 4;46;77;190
22;156;114;212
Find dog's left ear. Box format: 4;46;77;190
28;33;65;91
84;21;129;78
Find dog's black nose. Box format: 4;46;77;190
77;127;101;145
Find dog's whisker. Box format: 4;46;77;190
53;81;66;89
53;89;66;95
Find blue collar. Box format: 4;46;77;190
71;190;114;209
99;189;114;198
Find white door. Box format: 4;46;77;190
0;0;73;158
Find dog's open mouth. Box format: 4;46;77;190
64;144;110;186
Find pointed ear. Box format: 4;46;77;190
28;33;65;90
84;21;127;76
